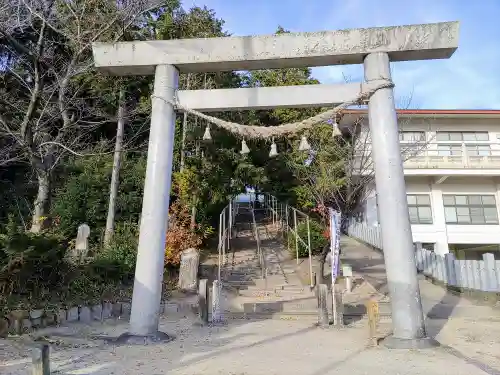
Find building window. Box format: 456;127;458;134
400;144;423;155
436;131;489;142
399;131;426;142
437;144;491;157
437;144;462;156
443;195;499;224
407;194;433;224
466;144;491;156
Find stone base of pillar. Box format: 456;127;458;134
103;331;175;346
382;335;439;349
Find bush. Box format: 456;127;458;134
164;202;204;266
0;217;72;304
287;219;328;258
0;217;142;312
90;221;139;282
51;155;146;244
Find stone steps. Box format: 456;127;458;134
216;217;320;320
236;289;315;299
207;309;393;321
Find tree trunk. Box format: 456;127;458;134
190;196;197;230
103;89;126;247
179;74;191;172
180;112;188;172
190;142;201;230
30;170;51;233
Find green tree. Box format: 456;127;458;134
236;27;324;203
51;154;146;244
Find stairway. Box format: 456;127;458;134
219;216;319;320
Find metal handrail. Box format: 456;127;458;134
250;202;266;280
287;227;309;248
217;197;236;282
263;193;314;287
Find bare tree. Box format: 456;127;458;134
103;88;126;246
286;114;433;223
286;113;433;278
0;0;160;232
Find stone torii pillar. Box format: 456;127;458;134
364;52;428;347
92;21;459;346
127;64;178;341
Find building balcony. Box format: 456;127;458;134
351;142;500;176
404;152;500;169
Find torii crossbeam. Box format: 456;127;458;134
92;21;459;348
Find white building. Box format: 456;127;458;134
344;109;500;259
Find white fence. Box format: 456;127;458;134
347;220;500;293
347;220;383;249
415;244;500;292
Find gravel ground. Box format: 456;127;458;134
1;315;498;375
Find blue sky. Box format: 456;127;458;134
183;0;500;110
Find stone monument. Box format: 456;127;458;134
177;248;200;293
75;224;90;263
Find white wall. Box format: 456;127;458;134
400;117;500;154
362;176;500;255
357;115;500;254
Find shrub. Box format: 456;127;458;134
51;155;146;243
165;202;204;266
0;217;72;302
287;219;328;258
90;221;139;282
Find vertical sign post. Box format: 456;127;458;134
329;208;343;326
329;208;342;286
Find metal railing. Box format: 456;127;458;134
250;203;266;282
263;194;314;287
217;198;236;282
217;195;267;283
216;193;317;287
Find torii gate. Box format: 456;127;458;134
92;21;459;347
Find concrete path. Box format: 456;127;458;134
342;236;500;374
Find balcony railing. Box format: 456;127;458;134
404;152;500;169
352;142;500;171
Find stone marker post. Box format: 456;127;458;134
74;224;90;263
178;248;200;293
211;280;222;323
366;299;379;347
342;264;353;293
32;343;50;375
332;287;344;327
198;279;209;325
315;271;322;306
317;284;329;327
